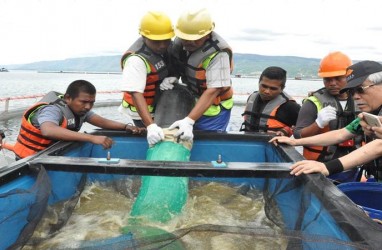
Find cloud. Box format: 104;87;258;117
1;0;382;64
230;28;285;41
367;26;382;31
312;38;336;46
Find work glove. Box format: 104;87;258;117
169;117;195;141
159;77;178;91
147;123;165;145
315;106;337;128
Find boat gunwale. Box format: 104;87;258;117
1;131;302;183
27;156;294;178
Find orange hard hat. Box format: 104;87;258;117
318;51;352;77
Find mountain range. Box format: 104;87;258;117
5;53;322;79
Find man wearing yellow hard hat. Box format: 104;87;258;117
163;8;234;140
120;11;175;146
293;51;362;182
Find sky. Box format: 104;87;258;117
1;0;382;65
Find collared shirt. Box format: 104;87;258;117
121;55;147;93
205;52;231;88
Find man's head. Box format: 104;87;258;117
175;8;214;52
318;51;352;96
258;67;287;101
64;80;96;116
139;11;174;55
340;61;382;112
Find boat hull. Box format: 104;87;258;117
0;132;381;249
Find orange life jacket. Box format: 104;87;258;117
241;92;295;136
121;38;169;111
302;88;360;161
13;92;83;159
171;32;234;107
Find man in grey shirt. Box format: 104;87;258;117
13;80;144;159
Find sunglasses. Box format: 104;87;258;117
259;83;280;91
348;84;375;95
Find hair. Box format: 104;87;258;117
65;80;96;99
367;71;382;85
259;66;287;88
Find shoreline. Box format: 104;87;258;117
38;70;121;75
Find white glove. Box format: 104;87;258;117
147;123;164;145
159;77;178;91
315;106;337;128
169;117;195;141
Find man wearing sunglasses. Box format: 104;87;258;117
292;52;360;182
240;66;301;136
270;60;382;181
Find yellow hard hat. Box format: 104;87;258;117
318;51;352;77
139;11;174;40
175;8;215;41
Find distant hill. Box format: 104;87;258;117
7;56;121;74
233;54;320;78
6;53;321;79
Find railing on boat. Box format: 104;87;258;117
0;91;308;121
0;90;123;121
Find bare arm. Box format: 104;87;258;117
131;92;154;127
40;122;114;149
88;114;145;134
372;126;382;139
298;128;354;146
88;114;126;130
187;52;231;121
300;121;323;138
339;139;382;171
270;127;354;146
294;100;320;138
121;55;152;127
290;139;382;176
188;87;222;121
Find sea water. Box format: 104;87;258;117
0;70;323;134
0;70;321;163
24;180;287;249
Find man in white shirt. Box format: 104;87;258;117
120;11;175;145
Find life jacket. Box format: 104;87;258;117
303;88;361;161
121;37;169;113
13;91;85;159
240;91;295;136
171;32;234;117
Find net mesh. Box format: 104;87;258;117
1;164;381;250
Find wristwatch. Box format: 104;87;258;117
0;129;5;138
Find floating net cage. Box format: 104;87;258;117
1;132;381;250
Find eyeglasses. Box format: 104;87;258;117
348;84;375;95
259;83;280;91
